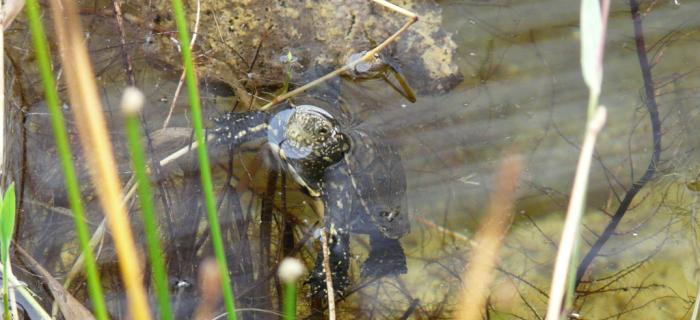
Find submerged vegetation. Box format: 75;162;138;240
1;0;699;319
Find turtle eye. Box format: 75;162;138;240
316;126;329;136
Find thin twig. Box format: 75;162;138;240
319;229;336;320
112;0;135;85
162;0;201;130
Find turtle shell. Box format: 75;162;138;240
318;126;409;281
210;100;408;240
342;129;409;239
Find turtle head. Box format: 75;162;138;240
283;105;349;165
274;104;349;195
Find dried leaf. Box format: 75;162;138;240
16;246;95;320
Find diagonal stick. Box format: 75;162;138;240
260;0;417;110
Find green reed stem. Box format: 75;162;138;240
123;100;173;320
1;184;16;320
283;282;297;320
24;1;108;319
2;262;8;320
168;1;237;318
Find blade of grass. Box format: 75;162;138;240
168;0;237;318
2;268;7;320
122;88;173;320
283;281;296;320
6;273;51;319
1;186;8;320
0;185;16;320
278;258;304;320
23;0;108;318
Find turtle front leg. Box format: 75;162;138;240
361;232;407;278
307;227;351;298
307;162;354;299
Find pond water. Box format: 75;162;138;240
4;0;700;319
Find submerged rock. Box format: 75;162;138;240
151;0;462;95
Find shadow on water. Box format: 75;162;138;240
4;0;700;318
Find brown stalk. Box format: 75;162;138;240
16;246;95;320
319;228;336;320
1;0;24;30
309;197;336;319
45;0;151;318
193;258;221;320
455;156;522;320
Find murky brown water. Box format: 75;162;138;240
4;0;700;318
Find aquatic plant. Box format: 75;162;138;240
1;184;16;320
122;87;174;320
24;0;108;317
168;0;238;317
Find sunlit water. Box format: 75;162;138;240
6;0;700;318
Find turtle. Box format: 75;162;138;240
209;95;410;298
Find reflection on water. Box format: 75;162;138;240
5;0;700;318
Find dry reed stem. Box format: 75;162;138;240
194;258;221;320
545;107;607;320
455;156;522;320
16;246;95;320
319;229;336;320
158;138;202;166
45;0;151;318
309;197;336;319
1;0;24;30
